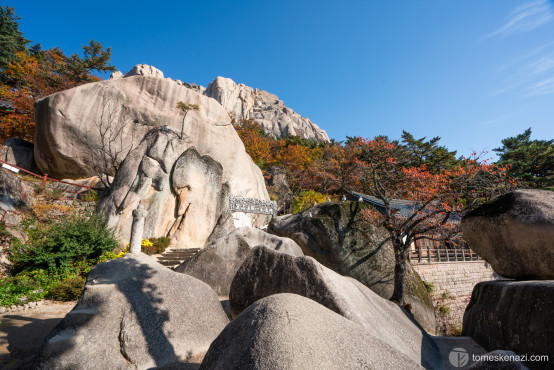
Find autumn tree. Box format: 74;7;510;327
355;136;515;305
233;119;273;167
0;7;115;142
494;128;554;189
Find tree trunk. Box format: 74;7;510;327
390;239;409;305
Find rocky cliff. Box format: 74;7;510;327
34;70;269;205
204;76;329;142
108;65;330;142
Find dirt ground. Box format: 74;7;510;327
0;301;76;370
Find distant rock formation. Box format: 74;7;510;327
123;64;164;78
205;76;330;142
106;64;330;142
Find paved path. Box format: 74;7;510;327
0;301;76;369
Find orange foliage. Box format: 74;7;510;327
0;50;102;141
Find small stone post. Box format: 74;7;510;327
129;204;147;256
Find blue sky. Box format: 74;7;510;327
12;0;554;159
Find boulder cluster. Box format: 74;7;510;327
34;241;443;369
462;189;554;369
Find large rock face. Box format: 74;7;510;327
35;253;229;369
33;73;269;205
463;280;554;370
462;190;554;279
97;128;237;249
267;201;437;334
0;138;41;174
175;226;303;296
229;247;442;369
204;76;329;142
200;293;424;370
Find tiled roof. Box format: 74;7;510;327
349;190;463;221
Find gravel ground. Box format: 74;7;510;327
0;301;76;369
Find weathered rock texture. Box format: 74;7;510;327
265;166;293;214
0;138;40;174
200;293;424;370
229;247;442;368
268;201;437;334
176;226;303;296
124;64;164;78
204;76;329;142
462;190;554;279
35;253;229;369
33;72;269;207
97;127;236;249
463;280;553;370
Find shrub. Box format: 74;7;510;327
438;305;450;316
292;190;330;213
0;267;79;306
51;276;85;301
8;212;118;272
423;281;434;294
144;237;171;255
31;203;74;222
43;188;65;200
80;190;99;202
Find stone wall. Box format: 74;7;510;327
412;261;500;335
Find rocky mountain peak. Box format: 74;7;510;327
110;65;329;142
205;76;329;142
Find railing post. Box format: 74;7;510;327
42;173;48;185
129;204;148;256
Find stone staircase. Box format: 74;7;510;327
156;248;200;270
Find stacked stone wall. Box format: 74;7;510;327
412;261;500;335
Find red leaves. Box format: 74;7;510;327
356;137;515;240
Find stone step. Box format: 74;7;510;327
160;255;196;259
161;251;198;255
159;260;182;266
155;248;200;269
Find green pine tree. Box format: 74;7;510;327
494;128;554;189
0;6;30;70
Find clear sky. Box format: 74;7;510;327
11;0;554;159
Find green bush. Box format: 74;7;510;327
8;212;118;272
0;267;80;306
144;237;171;255
51;276;85;301
423;281;434;294
80;190;99;202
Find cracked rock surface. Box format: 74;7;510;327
35;253;229;370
